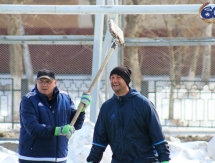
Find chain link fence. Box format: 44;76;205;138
1;0;215;128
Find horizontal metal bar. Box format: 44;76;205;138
0;4;205;15
0;41;94;45
0;35;94;41
125;37;215;46
0;35;94;45
1;35;215;46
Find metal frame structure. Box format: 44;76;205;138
0;4;205;14
1;36;215;46
0;3;212;122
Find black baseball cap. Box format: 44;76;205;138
36;69;55;80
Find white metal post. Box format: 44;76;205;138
90;0;105;123
106;0;119;100
0;4;203;14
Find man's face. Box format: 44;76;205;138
36;78;56;99
110;74;128;96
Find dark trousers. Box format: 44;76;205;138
18;159;67;163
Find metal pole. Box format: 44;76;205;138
0;4;205;15
1;36;215;46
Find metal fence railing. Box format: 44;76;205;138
149;80;215;127
1;78;215;128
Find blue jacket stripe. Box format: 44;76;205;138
154;139;166;146
93;142;106;148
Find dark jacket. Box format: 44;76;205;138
87;87;170;163
18;86;85;162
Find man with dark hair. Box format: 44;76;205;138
87;65;170;163
18;68;92;163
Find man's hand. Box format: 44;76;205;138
80;92;92;112
54;124;75;139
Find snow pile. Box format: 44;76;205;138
0;121;215;163
0;145;18;162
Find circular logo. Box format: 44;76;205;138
199;2;215;23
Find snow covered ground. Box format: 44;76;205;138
0;120;215;163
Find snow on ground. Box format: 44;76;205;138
0;120;215;163
0;145;19;162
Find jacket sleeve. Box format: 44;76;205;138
145;100;170;161
20;97;54;138
87;106;108;162
86;145;106;163
155;141;171;162
73;111;85;130
69;97;85;130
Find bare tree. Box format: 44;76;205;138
123;0;156;91
124;14;143;91
4;0;34;120
19;16;34;88
202;24;213;82
7;14;23;120
90;0;211;122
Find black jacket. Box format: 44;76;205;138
87;87;170;163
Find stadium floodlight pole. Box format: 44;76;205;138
70;19;124;126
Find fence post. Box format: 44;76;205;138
21;79;28;97
140;81;148;98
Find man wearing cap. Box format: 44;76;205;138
18;68;92;163
86;65;170;163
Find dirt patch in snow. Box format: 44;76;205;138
0;130;214;153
